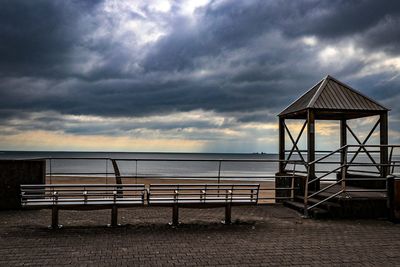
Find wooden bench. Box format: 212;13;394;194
148;184;260;225
20;184;146;228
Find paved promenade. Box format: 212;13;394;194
1;205;399;266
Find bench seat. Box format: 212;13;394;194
21;184;146;228
148;183;260;225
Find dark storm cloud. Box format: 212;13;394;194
280;1;400;37
277;0;400;54
0;0;101;77
0;0;399;137
143;0;400;72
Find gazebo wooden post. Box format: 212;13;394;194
380;112;388;178
307;109;318;191
340;119;347;178
278;117;285;174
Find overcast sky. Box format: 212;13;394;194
0;0;399;152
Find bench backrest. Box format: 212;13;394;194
21;184;146;206
148;184;260;204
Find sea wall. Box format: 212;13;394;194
393;177;400;222
0;160;45;210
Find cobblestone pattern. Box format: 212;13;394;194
1;205;400;266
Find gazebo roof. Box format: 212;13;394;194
279;75;389;120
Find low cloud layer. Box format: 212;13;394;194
0;0;399;152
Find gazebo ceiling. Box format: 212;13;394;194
279;75;389;120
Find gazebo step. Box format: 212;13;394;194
283;200;329;219
285;192;388;219
294;195;341;209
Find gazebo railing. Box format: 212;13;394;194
303;144;400;217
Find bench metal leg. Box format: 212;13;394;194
223;204;232;224
170;205;179;226
110;205;119;227
50;206;62;229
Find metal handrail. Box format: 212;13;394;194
308;145;347;166
307;165;343;185
40;156;303;203
31;157;304;162
308;178;343;199
20;145;399;207
303;144;400;216
307;190;344;211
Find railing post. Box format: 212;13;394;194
49;158;52;184
291;163;297;201
106;159;108;184
135;160;138;184
389;146;394;175
303;164;310;218
217;160;222;184
341;146;348;192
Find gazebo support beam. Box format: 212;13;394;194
283;121;307;167
278;117;285;174
307;110;318;191
340;119;347;177
346;120;381;171
380;113;388;178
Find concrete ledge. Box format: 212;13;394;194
0;160;45;210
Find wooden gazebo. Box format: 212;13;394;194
277;75;389;189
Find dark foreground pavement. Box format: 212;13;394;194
0;205;399;266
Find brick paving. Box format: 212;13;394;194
0;205;399;266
